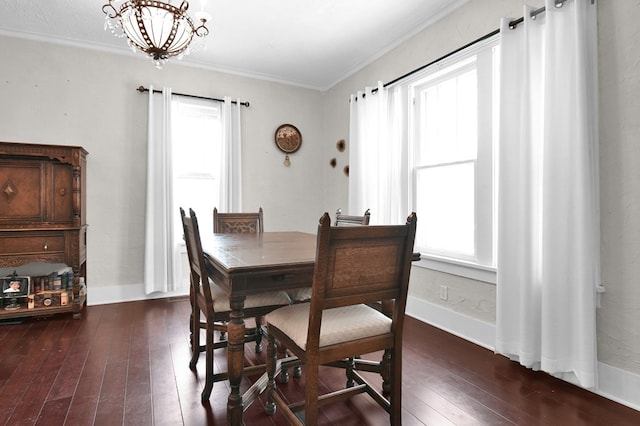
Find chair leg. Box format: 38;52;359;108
189;305;200;370
346;356;356;388
305;362;319;426
254;315;264;353
189;299;194;346
293;365;302;378
277;343;290;383
201;324;215;402
381;348;392;395
220;321;227;341
390;348;401;426
264;334;278;415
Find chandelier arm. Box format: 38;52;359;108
102;1;120;19
195;20;209;37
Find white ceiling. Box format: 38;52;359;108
0;0;467;90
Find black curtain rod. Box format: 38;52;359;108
364;1;572;97
506;5;547;31
136;86;250;107
378;28;500;91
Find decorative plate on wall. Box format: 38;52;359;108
274;124;302;154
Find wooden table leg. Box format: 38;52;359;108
227;295;246;425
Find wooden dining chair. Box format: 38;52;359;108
213;207;263;233
263;212;417;425
335;208;371;226
180;208;291;402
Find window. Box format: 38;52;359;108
171;97;223;287
408;36;499;271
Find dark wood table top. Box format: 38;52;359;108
204;231;318;296
206;231;316;271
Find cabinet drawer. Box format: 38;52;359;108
0;233;65;255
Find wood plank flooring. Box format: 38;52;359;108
0;298;637;425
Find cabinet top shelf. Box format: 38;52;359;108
0;225;88;231
0;142;88;167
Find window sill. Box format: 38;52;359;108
413;254;496;284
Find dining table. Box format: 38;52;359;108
203;230;317;425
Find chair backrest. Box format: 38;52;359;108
213;207;264;233
335;208;371;226
307;212;417;337
181;208;215;311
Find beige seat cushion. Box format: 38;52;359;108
266;303;391;349
205;279;291;312
286;288;313;303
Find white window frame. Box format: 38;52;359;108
171;97;224;289
406;35;499;283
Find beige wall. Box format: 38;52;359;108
596;0;640;374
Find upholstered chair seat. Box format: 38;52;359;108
266;303;391;349
205;278;291;312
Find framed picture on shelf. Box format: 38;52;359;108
1;276;30;298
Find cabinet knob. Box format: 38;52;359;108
43;242;48;251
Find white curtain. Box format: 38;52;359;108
218;97;243;212
496;0;600;389
348;81;406;225
144;86;176;294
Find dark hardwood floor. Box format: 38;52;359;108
0;298;637;425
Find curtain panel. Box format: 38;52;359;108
495;0;600;389
144;86;176;294
219;97;243;213
348;82;406;225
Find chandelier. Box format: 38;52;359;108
102;0;210;69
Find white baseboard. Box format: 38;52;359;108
406;295;640;412
597;361;640;411
406;295;496;350
87;282;188;306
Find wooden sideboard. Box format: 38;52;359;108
0;142;87;320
